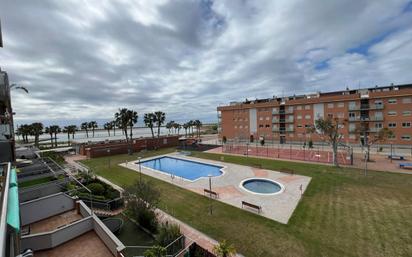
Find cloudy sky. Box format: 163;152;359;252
1;0;412;126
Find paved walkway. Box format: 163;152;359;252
121;153;311;224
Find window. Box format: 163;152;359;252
297;124;303;128
337;102;344;108
349;134;356;139
305;124;311;128
337;112;344;118
388;122;396;128
259;117;263;121
239;125;243;129
297;105;302;110
388;134;396;139
327;113;333;119
239;118;243;122
297;115;302;120
305;115;311;119
349;112;355;118
402;122;411;128
265;117;270;120
288;106;294;112
388;111;397;116
375;123;383;129
234;125;237;129
349;101;357;108
259;124;263;128
265;124;270;128
245;125;248;129
327;103;334;108
403;111;412;116
304;105;311;110
401;135;411;140
388;99;397;104
402;97;412;104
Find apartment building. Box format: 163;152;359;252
217;84;412;145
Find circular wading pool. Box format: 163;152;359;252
240;178;284;195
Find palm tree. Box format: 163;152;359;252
30;122;43;147
104;122;113;137
111;120;117;136
213;240;236;257
144;113;156;138
81;122;89;138
115;108;138;154
45;126;54;146
89;121;98;137
188;120;194;137
176;123;182;135
70;125;77;139
165;121;174;134
172;122;180;135
194;120;202;138
10;83;29;93
183;122;190;138
154;111;166;138
52;125;61;147
63;126;71;146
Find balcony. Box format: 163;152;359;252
272;118;294;123
272;110;294;115
348;104;384;111
348;116;384;122
272;127;294;133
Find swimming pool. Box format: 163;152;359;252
240;178;284;195
138;156;223;181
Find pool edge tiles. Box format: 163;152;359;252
239;178;285;196
137;156;225;182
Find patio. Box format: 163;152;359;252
25;209;82;234
121;153;311;224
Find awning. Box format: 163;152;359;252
7;171;20;232
9;168;17;187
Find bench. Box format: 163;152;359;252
204;189;219;199
241;201;262;213
388;155;405;160
399;163;412;169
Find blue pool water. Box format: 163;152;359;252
139;157;223;181
242;179;282;194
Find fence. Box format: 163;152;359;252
122;235;185;257
222;142;351;165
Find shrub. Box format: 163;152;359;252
156;222;181;247
144;246;166;257
126;180;161;233
87;183;105;196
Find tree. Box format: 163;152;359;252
89;121;98;137
154;111;166;138
165;121;174;134
45;126;54;146
115;108;138;154
175;123;181;135
144;113;156;139
70;125;77;139
188;120;194;137
111;120;117;136
361;127;394;161
63;126;71;145
81;122;89;138
308;117;345;167
104;122;113;137
156;222;181;247
183;122;190;137
213;240;236;257
194;120;202;138
125;180;160;233
52;125;61;147
30;122;43;147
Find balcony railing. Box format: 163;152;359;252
348;104;384;111
272;127;294;133
348;116;384;122
272;110;294;115
272;118;294;123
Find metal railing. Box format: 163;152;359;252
0;163;11;257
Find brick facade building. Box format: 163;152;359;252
217;84;412;145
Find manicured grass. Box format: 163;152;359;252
82;149;412;257
19;176;54;188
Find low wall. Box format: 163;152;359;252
21;216;93;251
93;216;125;256
19;177;71;202
20;193;75;226
78;136;179;158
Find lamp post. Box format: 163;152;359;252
208;174;213;215
138;156;142;184
107;148;111;168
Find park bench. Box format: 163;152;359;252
388;155;405;160
399;163;412;169
241;201;262;213
204;189;219;199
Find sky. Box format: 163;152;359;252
1;0;412;126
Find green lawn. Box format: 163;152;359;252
81;149;412;257
19;176;54;188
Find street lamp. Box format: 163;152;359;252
208;174;213;215
138;157;142;184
